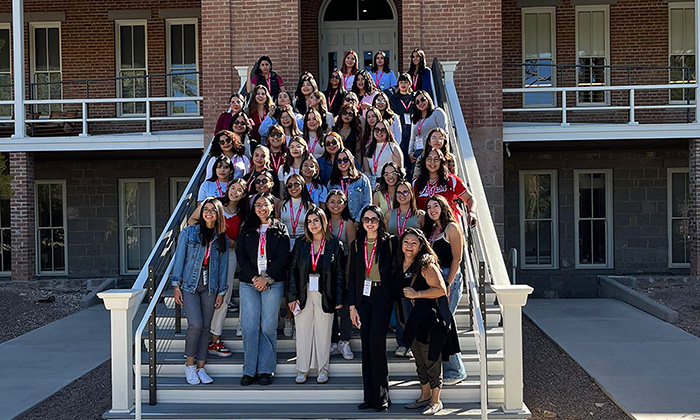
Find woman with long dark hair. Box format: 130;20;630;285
348;205;398;411
407;48;433;99
389;73;415;170
207;130;249;180
317;132;344;185
278;105;303;145
198;155;232;202
340;50;359;90
278;136;310;187
370;51;397;91
412;128;453;180
408;90;447;167
308;90;335;133
287;207;345;384
324;68;347;116
363;119;404;188
333;103;364;161
244;145;281;198
266;125;288;175
303;109;326;159
301;155;327;208
360;106;383;158
246;56;284;101
373;91;402;145
294;76;319;115
412;149;475;219
229;110;255;158
171;197;229;385
276;173;313;249
258;91;304;143
328;148;371;221
352;69;379;116
215;93;246;134
247;84;274;143
236;193;290;386
372;161;404;215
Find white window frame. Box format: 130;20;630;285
667;168;690;268
115;19;148;117
574;169;614;269
0;23;11;120
521;7;557;108
170;177;190;211
35;180;68;276
519;170;559;269
668;2;696;105
29;22;63;116
575;5;611;106
119;178;156;275
165;18;199;116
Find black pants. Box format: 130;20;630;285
357;286;393;406
331;304;352;343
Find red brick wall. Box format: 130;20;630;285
9;152;35;281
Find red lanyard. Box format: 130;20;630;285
416;118;427;136
400;99;412;112
397;208;412;237
425;180;439;197
259;228;267;256
340;178;349;196
216;180;227;197
329;218;345;238
384;191;392;211
372;142;389;173
328;90;338;108
289;200;303;235
309;135;319;155
203;240;212;265
428;227;442;245
307;183;314;197
271;153;284;172
264;74;271;92
412;73;419;90
374;72;383;87
310;238;325;271
364;237;378;277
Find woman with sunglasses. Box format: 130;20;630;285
317;132;344;185
372;162;404;215
287;206;345;384
413;128;453;180
352;69;379;116
207;130;249;180
215;93;246;134
301;156;328;208
340;50;359;90
370;51;397;92
422;195;466;386
328;148;371;221
373;92;402;145
258;91;304;143
363;119;404;188
229;110;256;158
247;84;275;144
278;136;310;189
244;145;281;198
303;109;326;159
198;155;233;203
407;48;433;99
266;125;288;175
413;149;475;221
347;205;399;411
236;193;290;386
324;68;347;117
246;56;284;101
324;189;356;360
408;90;447;167
333;103;364;162
307;90;335;133
389;73;415;170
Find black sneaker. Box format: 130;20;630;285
258;373;274;386
240;375;255;386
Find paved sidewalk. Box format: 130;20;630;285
0;305;111;419
525;299;700;420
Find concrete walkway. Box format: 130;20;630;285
525;299;700;420
0;305;111;419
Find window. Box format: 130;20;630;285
668;168;690;267
0;24;11;119
323;0;394;21
0;192;9;275
669;3;696;103
166;19;199;116
35;181;67;275
575;6;610;105
574;170;613;268
29;23;62;116
119;179;156;274
520;171;558;269
170;177;189;211
116;21;147;116
522;8;556;107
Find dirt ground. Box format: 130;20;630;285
633;283;700;338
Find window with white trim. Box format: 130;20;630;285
116;20;147;116
29;23;62;116
669;3;696;103
35;181;67;275
0;191;10;275
522;8;556;107
166;19;199;115
170;177;189;211
575;6;610;105
574;170;613;268
119;179;156;274
668;168;690;267
519;170;558;268
0;24;11;118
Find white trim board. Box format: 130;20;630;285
503;122;700;142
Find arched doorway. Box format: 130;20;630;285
318;0;398;89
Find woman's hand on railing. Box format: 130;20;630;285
173;286;183;306
214;295;224;309
467;211;477;227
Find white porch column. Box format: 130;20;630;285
98;289;146;414
235;66;249;92
11;0;25;138
490;284;533;414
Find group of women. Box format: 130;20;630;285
170;50;477;416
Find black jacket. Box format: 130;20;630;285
347;235;399;307
287;237;345;313
236;218;290;284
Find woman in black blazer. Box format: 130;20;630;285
287;206;345;384
236;193;290;386
348;205;398;411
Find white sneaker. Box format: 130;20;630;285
284;318;294;337
295;371;308;384
395;346;408;357
317;369;329;384
184;364;200;385
236;323;243;337
443;376;466;386
338;340;354;360
329;342;339;356
405;348;414;359
196;367;214;384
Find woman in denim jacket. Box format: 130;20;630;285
327;148;371;221
170;197;229;385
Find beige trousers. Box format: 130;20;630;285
294;287;334;373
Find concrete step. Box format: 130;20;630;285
140;375;505;404
139;349;505;377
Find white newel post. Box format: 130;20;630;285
235;66;249;91
490;285;533;413
98;289;146;414
441;61;459;85
11;0;25;138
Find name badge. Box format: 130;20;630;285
309;274;320;292
363;279;373;296
257;255;267;275
202;268;209;286
404;114;411;125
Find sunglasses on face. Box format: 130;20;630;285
255;178;270;185
374;127;387;134
286;182;302;188
330;74;340;80
325;140;338;147
219;138;232;145
362;217;380;224
346;98;358;103
337;157;350;164
396;190;411;197
416;97;428;105
269;132;283;138
233;120;246;126
342;111;355;117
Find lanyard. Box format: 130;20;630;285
203;239;213;266
216;180;228;197
307;183;315;197
289;200;303;235
397;208;412;237
372;142;389;173
271;152;284;172
374;71;384;87
259;228;267;256
400;99;412;113
425;180;439;197
384;191;392;211
329;218;345;238
309;135;319;155
264;74;271;92
428;227;442;245
364;237;378;277
328;90;338;108
412;73;419;90
340;178;349;196
310;238;325;271
416;118;427;136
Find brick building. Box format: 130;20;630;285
0;0;698;297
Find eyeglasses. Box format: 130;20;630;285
362;217;380;224
254;202;271;209
255;178;270;185
375;98;386;104
202;208;217;215
269;132;283;138
396;190;411;197
416;97;428;105
325;140;338;147
373;127;387;134
233;120;246;126
383;171;397;178
286;182;302;188
219;138;232;145
342;111;355;117
337;157;350;164
425;157;443;164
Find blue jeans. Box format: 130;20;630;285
442;268;466;380
239;281;284;376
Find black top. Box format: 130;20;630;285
287;238;345;313
431;233;453;269
236;219;290;285
347;235;398;307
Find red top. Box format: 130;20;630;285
413;174;469;216
225;213;243;242
250;111;265;141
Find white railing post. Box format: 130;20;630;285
80;102;88;136
235;66;250;94
98;289;146;415
561;91;569;126
629;88;638;125
490;284;533;414
11;0;25;138
144;99;151;135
